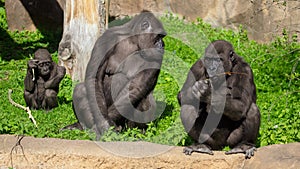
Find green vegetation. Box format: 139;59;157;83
0;3;299;147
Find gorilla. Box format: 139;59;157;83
178;40;260;159
63;11;166;138
24;48;66;110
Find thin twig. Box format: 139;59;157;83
223;71;248;76
285;57;299;108
204;72;248;83
212;71;248;77
10;135;28;168
260;49;300;65
8;89;38;128
267;90;300;121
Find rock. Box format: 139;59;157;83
5;0;64;31
4;0;300;42
244;143;300;169
0;135;299;169
109;0;167;18
109;0;300;43
0;135;244;169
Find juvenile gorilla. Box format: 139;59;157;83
178;40;260;159
24;49;66;110
64;11;166;138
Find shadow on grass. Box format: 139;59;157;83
0;1;63;61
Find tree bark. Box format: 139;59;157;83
58;0;107;82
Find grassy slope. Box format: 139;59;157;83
0;2;299;146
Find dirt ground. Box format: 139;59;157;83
0;135;299;169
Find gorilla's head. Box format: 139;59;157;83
34;49;53;76
203;40;236;78
128;11;167;61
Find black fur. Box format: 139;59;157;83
24;49;66;110
178;40;260;159
63;11;166;139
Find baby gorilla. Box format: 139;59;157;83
24;49;66;110
178;40;260;159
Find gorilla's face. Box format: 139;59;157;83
203;41;235;78
137;18;166;50
134;14;166;62
34;48;54;77
38;60;52;76
204;55;223;77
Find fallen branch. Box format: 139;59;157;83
10;135;28;168
8;89;38;128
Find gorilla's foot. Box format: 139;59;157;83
225;146;256;159
183;144;213;155
60;122;83;131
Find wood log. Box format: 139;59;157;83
58;0;108;82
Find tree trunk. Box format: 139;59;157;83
58;0;107;82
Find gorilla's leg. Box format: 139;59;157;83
225;103;260;159
73;83;95;129
61;83;93;130
108;71;158;126
181;104;215;156
127;93;156;129
43;89;58;110
107;73;130;129
226;125;243;148
24;90;38;109
108;85;157;125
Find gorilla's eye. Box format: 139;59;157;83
205;57;221;62
229;51;235;61
229;51;234;57
141;21;150;30
38;61;51;67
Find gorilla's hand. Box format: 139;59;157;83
28;60;39;69
192;79;210;98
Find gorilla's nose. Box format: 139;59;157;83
208;67;217;71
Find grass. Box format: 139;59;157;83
0;2;299;147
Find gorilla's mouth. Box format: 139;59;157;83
41;69;50;76
154;35;165;50
207;70;216;78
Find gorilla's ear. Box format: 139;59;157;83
141;20;150;30
229;50;235;62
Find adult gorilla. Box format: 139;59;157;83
63;11;166;139
178;40;260;159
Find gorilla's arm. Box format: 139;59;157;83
24;69;35;92
67;45;113;134
85;36;117;113
110;68;160;114
178;60;207;106
81;35;121;136
223;62;255;121
130;69;160;104
44;65;66;89
24;60;38;92
178;60;209;132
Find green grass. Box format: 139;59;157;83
0;3;299;147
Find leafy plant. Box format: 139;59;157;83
0;3;299;147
